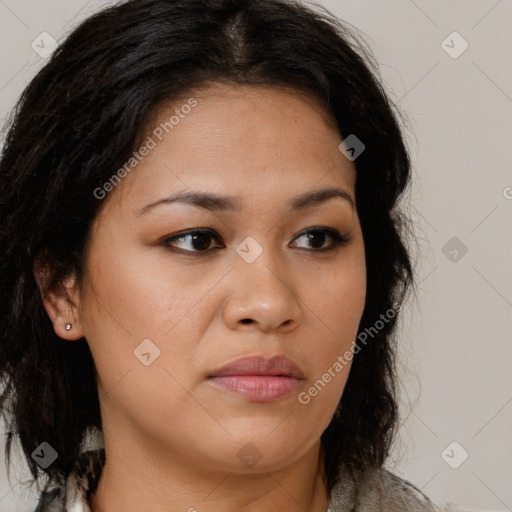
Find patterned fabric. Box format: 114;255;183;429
34;449;105;512
33;447;446;512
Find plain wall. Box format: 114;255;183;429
0;1;510;510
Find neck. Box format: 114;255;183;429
89;432;330;512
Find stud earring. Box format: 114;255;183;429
65;323;72;331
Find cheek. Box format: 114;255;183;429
299;252;366;400
81;240;198;342
78;257;205;432
309;250;366;343
78;241;221;397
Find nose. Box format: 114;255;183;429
221;249;303;334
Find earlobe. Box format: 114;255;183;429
43;290;84;340
33;260;85;341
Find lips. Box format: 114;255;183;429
207;355;305;403
208;354;305;379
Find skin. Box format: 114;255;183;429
40;83;366;512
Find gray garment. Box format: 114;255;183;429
33;448;441;512
327;464;438;511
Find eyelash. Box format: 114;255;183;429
160;227;351;254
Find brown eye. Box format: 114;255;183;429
161;229;223;253
290;228;350;251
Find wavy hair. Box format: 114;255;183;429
0;0;415;496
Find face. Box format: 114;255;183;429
60;83;366;474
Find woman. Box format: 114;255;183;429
0;0;447;510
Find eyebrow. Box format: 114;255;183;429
137;187;355;216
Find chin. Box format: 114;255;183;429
206;431;315;473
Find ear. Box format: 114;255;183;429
33;259;85;341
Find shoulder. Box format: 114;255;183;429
329;464;442;512
358;466;437;511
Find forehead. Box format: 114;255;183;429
106;83;357;213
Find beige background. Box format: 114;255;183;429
0;0;511;510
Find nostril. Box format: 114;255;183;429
241;318;253;324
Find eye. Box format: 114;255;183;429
290;227;351;251
160;229;224;253
160;227;351;254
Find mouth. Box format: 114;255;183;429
207;354;305;403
